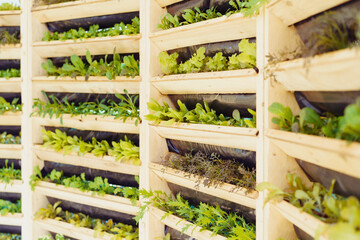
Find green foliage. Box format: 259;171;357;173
145;98;256;128
0;31;20;45
0;69;20;79
158;39;256;75
31;89;140;125
35;201;139;239
0;233;21;240
136;190;255;239
0;131;21;144
269;97;360;142
256;173;360;240
0;97;22;114
38;234;70;240
42;17;140;42
0;199;21;216
30;167;139;204
41;129;140;165
42;50;139;80
0;160;21;185
163;151;256;190
0;3;20;10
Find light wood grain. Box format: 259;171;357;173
0;112;22;125
0;180;23;193
0;144;22;159
0;44;21;59
0;78;22;92
0;213;23;226
0;10;21;26
154;0;184;7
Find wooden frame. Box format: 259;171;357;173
0;10;21;26
0;45;21;59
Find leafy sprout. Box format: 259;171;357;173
0;199;21;216
0;131;21;144
0;68;20;79
0;97;22;114
0;160;21;185
0;31;20;45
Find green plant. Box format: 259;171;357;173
0;199;21;216
158;39;256;75
0;131;21;144
269;97;360;142
30;167;139;204
163;151;256;191
42;50;139;80
38;234;70;240
35;201;139;239
0;31;20;45
145;98;256;128
0;3;20;11
0;69;20;79
42;17;140;42
0;233;21;240
257;173;360;240
136;190;255;239
0;97;22;114
31;89;140;125
41;129;140;165
0;160;21;184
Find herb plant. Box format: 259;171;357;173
269;97;360;142
0;199;21;216
0;233;21;240
0;31;20;45
0;69;20;79
163;151;256;190
0;3;20;11
35;201;139;239
42;50;139;80
42;17;140;42
38;234;70;240
31;90;140;125
0;131;21;144
30;166;139;204
41;129;140;165
159;39;256;75
0;97;22;114
136;190;256;239
0;160;21;184
146;98;256;128
257;173;360;240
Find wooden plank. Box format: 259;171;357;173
151;69;257;94
0;213;23;226
0;45;21;59
267;0;350;26
150;163;258;209
150;207;226;240
150;13;256;51
0;144;22;159
267;130;360;179
151;123;258;151
0;180;23;193
34;145;140;175
33;34;141;58
272;48;360;91
0;10;21;26
272;201;325;238
33;115;139;134
32;0;140;23
35;181;139;215
35;218;117;240
0;79;22;92
154;0;184;7
0;112;22;125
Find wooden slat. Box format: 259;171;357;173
0;112;21;125
151;123;258;151
150;163;258;209
33;115;139;134
34;145;140;175
33;34;141;58
35;181;139;215
0;213;23;226
0;10;21;26
0;78;21;92
32;0;140;23
154;0;184;7
267;0;350;26
32;77;140;94
0;144;22;159
272;201;325;238
0;180;23;193
150;13;256;51
273;48;360;91
150;207;226;240
0;45;21;59
267;130;360;179
152;69;257;94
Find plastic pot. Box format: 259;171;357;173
296;159;360;199
294;225;314;240
0;192;20;203
0;126;21;137
0;159;20;170
0;93;21;103
0;60;20;70
167;0;210;19
209;0;233;13
165;226;196;240
0;225;21;235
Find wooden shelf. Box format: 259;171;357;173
35;181;139;215
150;13;256;51
272;201;325;238
31;0;140;23
267;129;360;179
0;44;21;59
0;213;23;226
154;0;184;7
151;123;258;151
33;34;141;58
272;48;360;91
34;145;140;175
33;115;139;134
150;207;226;240
267;0;349;26
0;112;21;126
0;10;21;26
35;218;116;240
0;180;23;193
0;144;22;159
150;163;257;209
32;76;140;94
152;69;257;94
0;78;21;92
